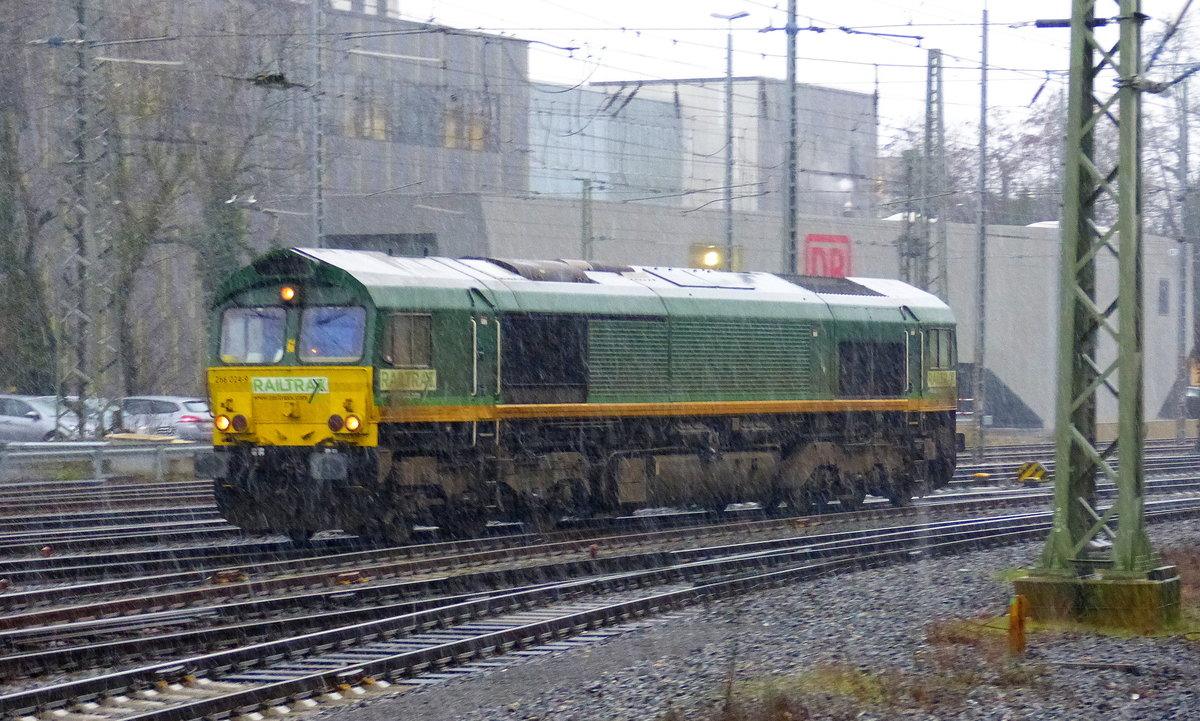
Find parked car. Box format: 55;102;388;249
36;396;115;438
0;395;81;442
113;396;212;441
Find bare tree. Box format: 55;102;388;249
0;4;57;394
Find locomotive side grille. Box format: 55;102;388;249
670;320;813;399
588;319;670;401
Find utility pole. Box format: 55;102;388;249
974;11;989;462
309;0;325;248
580;178;594;261
1018;0;1178;629
713;11;748;272
899;149;919;285
784;0;798;273
1176;80;1190;440
1185;78;1200;430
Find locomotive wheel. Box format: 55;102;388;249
360;506;413;546
887;487;914;507
875;465;914;507
758;491;786;516
822;466;864;512
526;506;561;533
287;530;314;545
834;488;866;511
707;500;731;515
783;488;818;516
439;505;487;539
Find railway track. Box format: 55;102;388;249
3;496;1198;721
3;459;1198;597
1;443;1194;555
0;443;1196;720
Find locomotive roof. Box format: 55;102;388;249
222;248;954;324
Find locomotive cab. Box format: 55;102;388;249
204;254;386;542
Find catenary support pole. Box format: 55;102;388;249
973;8;989;462
310;0;325;248
712;11;747;270
783;0;798;274
581;178;593;261
1018;0;1176;630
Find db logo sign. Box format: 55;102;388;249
803;234;852;277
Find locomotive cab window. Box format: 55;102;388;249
837;341;906;397
299;306;366;363
384;313;432;367
220;307;286;364
926;328;956;369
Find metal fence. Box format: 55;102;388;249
0;441;207;483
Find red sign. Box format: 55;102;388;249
803;234;852;277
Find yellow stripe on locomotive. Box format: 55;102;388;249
208;366;377;447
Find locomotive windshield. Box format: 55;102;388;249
299;306;366;363
220;307;286;364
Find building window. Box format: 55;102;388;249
442;93;496;151
1159;278;1170;316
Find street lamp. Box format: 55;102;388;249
712;11;748;271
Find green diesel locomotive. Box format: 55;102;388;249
203;248;958;543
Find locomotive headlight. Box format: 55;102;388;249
231;414;249;433
344;414;362;432
215;415;232;432
328;414;344;432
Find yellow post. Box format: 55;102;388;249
1008;595;1027;656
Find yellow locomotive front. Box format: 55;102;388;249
202;274;385;543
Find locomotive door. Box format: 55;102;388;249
468;288;500;401
900;305;921;394
468;288;504;512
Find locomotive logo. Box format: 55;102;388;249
804;234;852;277
251;376;329;395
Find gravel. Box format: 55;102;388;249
318;519;1200;721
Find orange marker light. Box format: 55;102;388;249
344;415;362;432
281;286;297;302
215;415;232;432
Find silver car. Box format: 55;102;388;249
114;396;212;441
0;395;82;442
